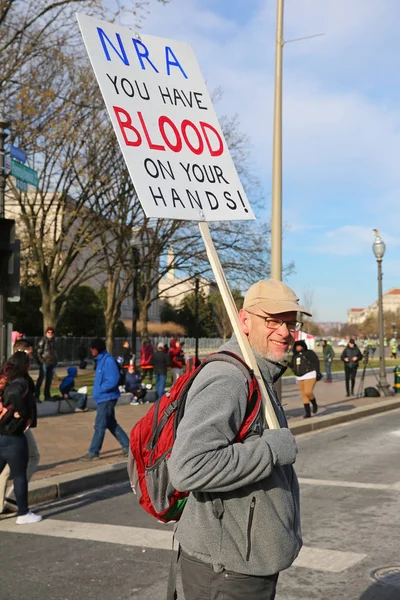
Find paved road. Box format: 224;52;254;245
2;410;400;600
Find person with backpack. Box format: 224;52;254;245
287;340;320;418
0;340;40;517
59;367;88;412
81;338;129;461
341;339;363;397
165;279;309;600
0;351;42;524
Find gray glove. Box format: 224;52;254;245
263;428;298;466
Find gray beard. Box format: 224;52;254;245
264;348;289;364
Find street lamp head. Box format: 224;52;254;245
372;229;386;260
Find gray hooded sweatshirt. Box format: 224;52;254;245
168;335;302;576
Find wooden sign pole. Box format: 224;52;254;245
199;222;280;430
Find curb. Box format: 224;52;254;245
290;397;400;435
29;396;400;506
29;461;128;505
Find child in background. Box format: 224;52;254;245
59;367;88;412
125;365;147;406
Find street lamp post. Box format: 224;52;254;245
372;230;391;396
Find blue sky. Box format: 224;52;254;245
133;0;400;322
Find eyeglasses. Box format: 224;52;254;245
246;311;303;332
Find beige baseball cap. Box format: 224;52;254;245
243;279;312;316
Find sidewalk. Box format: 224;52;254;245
24;372;400;505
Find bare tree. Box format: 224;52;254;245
3;0;166;332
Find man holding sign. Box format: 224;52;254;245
168;279;310;600
77;15;307;598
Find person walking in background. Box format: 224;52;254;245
288;340;320;418
140;339;154;389
322;339;335;383
81;339;129;461
341;339;363;397
169;337;184;383
0;352;42;524
0;341;40;516
34;327;57;401
151;343;170;400
59;367;88;412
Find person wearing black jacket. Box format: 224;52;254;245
288;340;320;418
0;352;42;524
151;343;171;400
341;339;363;397
0;340;40;515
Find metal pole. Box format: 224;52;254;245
271;0;284;281
0;117;10;366
377;258;390;395
195;277;200;363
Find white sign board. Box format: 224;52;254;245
77;14;255;222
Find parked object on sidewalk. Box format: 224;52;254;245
34;327;58;401
341;339;363;397
0;351;42;524
80;339;129;461
394;365;400;394
59;367;88;411
364;387;380;398
128;351;262;524
287;340;320;418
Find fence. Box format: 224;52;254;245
29;336;226;365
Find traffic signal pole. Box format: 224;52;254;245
0;117;10;365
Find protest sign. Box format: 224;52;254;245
76;13;254;222
77;14;279;428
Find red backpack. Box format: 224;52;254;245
128;350;262;523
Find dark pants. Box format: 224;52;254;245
0;434;29;516
325;359;332;381
180;551;279;600
155;373;167;400
88;399;129;455
345;366;358;394
35;363;56;399
141;367;153;386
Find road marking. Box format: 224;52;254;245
299;477;400;491
0;519;173;550
0;518;366;572
293;546;366;573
